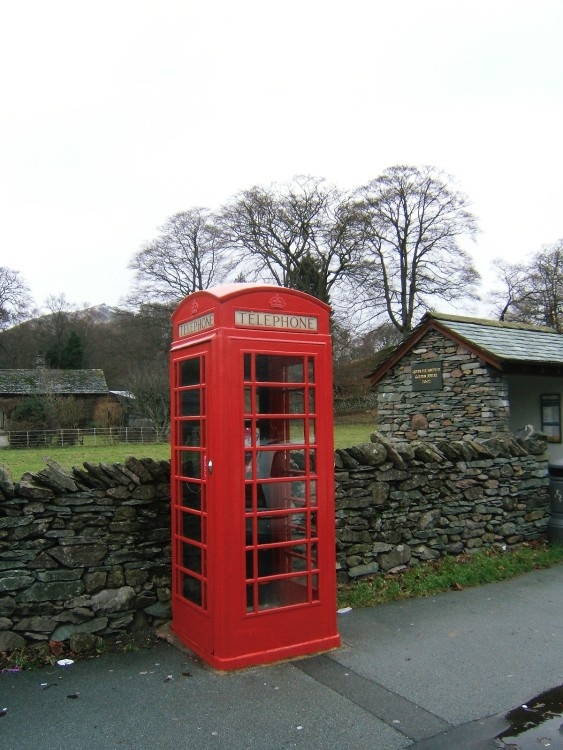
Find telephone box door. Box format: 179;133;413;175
240;344;334;628
170;343;213;655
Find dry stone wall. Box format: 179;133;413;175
335;432;550;581
0;430;551;652
0;457;171;654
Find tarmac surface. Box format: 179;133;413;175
2;565;563;749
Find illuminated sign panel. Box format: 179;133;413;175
234;310;318;332
178;313;215;337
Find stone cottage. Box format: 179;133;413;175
368;312;563;461
0;367;122;431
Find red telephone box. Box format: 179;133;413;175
169;283;340;670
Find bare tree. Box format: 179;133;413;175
352;165;480;337
127;365;170;441
219;176;362;304
492;240;563;331
488;258;529;321
128;208;233;305
332;319;402;363
0;267;33;329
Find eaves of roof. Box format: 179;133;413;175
367;313;563;387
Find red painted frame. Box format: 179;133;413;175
170;284;340;670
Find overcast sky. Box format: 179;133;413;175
1;0;562;314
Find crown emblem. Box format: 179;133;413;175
269;294;286;310
191;301;199;315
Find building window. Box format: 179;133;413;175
541;394;561;443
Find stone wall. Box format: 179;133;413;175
376;329;511;441
335;432;550;581
0;431;551;652
0;457;171;654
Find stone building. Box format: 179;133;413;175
0;367;122;430
368;312;563;461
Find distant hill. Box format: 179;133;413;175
75;304;119;324
27;303;121;326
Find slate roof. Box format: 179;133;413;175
427;313;563;364
368;313;563;386
0;369;109;396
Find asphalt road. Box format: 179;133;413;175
2;565;563;749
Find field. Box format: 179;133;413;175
0;420;375;478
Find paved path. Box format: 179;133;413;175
2;565;563;749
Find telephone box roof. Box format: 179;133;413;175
183;283;331;308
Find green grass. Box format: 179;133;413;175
0;442;172;477
337;542;563;608
333;423;373;449
0;422;374;477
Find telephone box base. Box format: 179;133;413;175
171;623;341;671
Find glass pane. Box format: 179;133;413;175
309;479;317;507
181;389;200;416
255;386;305;414
257;479;292;509
311;511;317;538
287;360;305;383
181;481;202;510
289;389;305;413
244;353;252;381
254;419;311;445
311;542;318;566
288;449;306;473
181;421;201;446
182;573;202;605
308;359;315;383
287;544;308;573
287;512;307;542
247;576;315;611
246;547;274;579
258;577;308;610
308;388;315;413
181;541;202;574
255;355;304;383
256;450;310;483
244;387;252;414
309;420;316;443
311;574;319;601
180;451;201;478
246;584;255;610
256;512;308;544
289;420;305;443
255;418;287;444
290;480;307;507
180;358;200;386
257;581;279;610
246;514;273;546
181;511;202;542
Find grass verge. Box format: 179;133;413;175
337;541;563;608
0;443;172;477
0;423;375;477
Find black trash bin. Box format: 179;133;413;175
547;461;563;542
